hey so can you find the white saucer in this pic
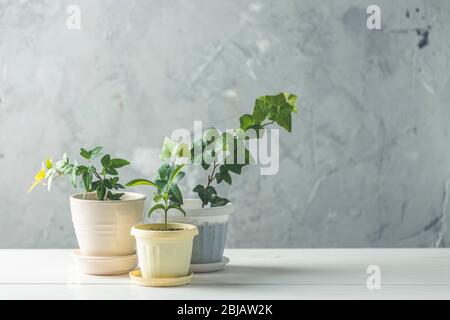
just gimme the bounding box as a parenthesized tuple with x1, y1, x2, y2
(189, 256, 230, 273)
(129, 269, 193, 287)
(72, 249, 138, 275)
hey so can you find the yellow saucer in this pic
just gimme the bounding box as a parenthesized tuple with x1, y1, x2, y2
(129, 269, 193, 287)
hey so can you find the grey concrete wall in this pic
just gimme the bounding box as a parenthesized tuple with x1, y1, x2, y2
(1, 0, 450, 248)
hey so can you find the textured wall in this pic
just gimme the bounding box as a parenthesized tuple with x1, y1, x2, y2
(1, 0, 450, 248)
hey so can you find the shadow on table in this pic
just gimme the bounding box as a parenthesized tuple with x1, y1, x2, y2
(191, 261, 367, 286)
(192, 264, 337, 285)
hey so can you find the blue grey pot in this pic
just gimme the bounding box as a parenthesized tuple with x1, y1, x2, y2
(158, 199, 233, 264)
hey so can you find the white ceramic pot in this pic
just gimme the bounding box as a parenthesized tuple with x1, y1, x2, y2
(70, 192, 145, 256)
(155, 199, 233, 264)
(131, 223, 198, 279)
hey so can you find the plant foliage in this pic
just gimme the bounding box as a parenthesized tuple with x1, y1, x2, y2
(126, 138, 188, 231)
(28, 147, 130, 201)
(192, 92, 298, 207)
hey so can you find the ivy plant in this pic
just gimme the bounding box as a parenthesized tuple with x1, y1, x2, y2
(192, 92, 298, 207)
(126, 138, 189, 231)
(28, 146, 130, 201)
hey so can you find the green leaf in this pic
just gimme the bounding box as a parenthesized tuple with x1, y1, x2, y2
(193, 185, 204, 193)
(160, 137, 176, 161)
(153, 194, 163, 203)
(110, 158, 130, 169)
(201, 160, 211, 170)
(155, 179, 167, 192)
(158, 163, 171, 180)
(70, 165, 77, 187)
(223, 173, 232, 185)
(169, 164, 185, 186)
(193, 185, 208, 206)
(59, 163, 71, 175)
(219, 165, 232, 185)
(106, 167, 118, 175)
(167, 204, 186, 216)
(80, 148, 91, 160)
(274, 106, 293, 132)
(239, 114, 255, 131)
(287, 93, 298, 111)
(252, 99, 270, 124)
(224, 163, 244, 175)
(125, 179, 158, 188)
(89, 147, 103, 159)
(107, 191, 124, 200)
(97, 184, 106, 201)
(205, 186, 217, 201)
(76, 165, 89, 176)
(171, 171, 185, 184)
(91, 180, 100, 191)
(169, 184, 183, 205)
(82, 172, 93, 191)
(252, 93, 298, 131)
(210, 195, 230, 207)
(215, 172, 223, 184)
(148, 204, 165, 218)
(103, 179, 113, 189)
(101, 154, 111, 168)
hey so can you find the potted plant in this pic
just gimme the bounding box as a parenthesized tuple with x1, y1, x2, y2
(126, 141, 198, 286)
(162, 92, 298, 272)
(28, 147, 145, 275)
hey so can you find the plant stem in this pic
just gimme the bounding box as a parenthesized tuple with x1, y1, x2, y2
(93, 171, 103, 181)
(262, 121, 275, 127)
(207, 162, 219, 187)
(164, 209, 167, 231)
(202, 162, 219, 208)
(164, 198, 168, 231)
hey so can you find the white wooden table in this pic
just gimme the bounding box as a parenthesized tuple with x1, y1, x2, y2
(0, 249, 449, 299)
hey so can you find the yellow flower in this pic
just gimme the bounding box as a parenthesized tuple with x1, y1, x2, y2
(27, 158, 52, 193)
(45, 158, 52, 170)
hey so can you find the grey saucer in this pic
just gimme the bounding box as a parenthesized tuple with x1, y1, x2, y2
(189, 256, 230, 273)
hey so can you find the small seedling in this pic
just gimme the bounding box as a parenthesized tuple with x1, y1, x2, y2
(126, 138, 189, 230)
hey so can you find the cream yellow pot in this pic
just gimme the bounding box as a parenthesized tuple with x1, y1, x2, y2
(131, 223, 198, 279)
(70, 192, 145, 256)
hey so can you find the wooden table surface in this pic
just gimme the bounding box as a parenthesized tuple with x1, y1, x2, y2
(0, 249, 449, 299)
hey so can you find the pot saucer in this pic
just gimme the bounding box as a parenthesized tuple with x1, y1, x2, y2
(72, 250, 137, 276)
(189, 256, 230, 273)
(129, 269, 193, 287)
